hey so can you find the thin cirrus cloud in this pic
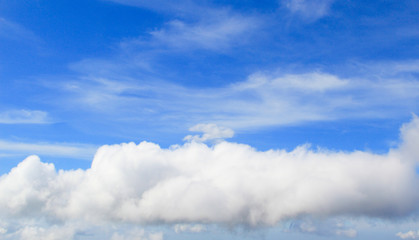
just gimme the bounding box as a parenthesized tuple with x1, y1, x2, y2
(104, 0, 261, 53)
(282, 0, 335, 21)
(0, 109, 50, 124)
(0, 116, 419, 238)
(117, 10, 260, 53)
(56, 67, 419, 130)
(0, 139, 97, 160)
(104, 0, 206, 15)
(145, 15, 259, 51)
(0, 17, 40, 43)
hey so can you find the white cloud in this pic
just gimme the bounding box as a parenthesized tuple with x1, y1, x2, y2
(0, 140, 97, 159)
(397, 230, 419, 239)
(0, 117, 419, 228)
(111, 228, 163, 240)
(13, 225, 75, 240)
(145, 13, 259, 51)
(0, 110, 50, 124)
(173, 224, 206, 233)
(57, 69, 419, 130)
(282, 0, 335, 20)
(290, 218, 357, 237)
(336, 228, 357, 238)
(104, 0, 205, 16)
(184, 123, 234, 142)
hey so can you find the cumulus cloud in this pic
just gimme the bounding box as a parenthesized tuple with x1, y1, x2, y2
(184, 123, 234, 142)
(0, 109, 50, 124)
(173, 224, 206, 233)
(1, 117, 419, 231)
(397, 230, 419, 239)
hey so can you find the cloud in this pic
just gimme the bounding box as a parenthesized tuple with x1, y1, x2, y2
(10, 225, 75, 240)
(143, 13, 259, 51)
(184, 124, 234, 142)
(103, 0, 260, 53)
(289, 218, 357, 238)
(397, 230, 419, 239)
(0, 109, 50, 124)
(0, 140, 97, 159)
(111, 229, 163, 240)
(282, 0, 335, 21)
(104, 0, 206, 16)
(0, 18, 40, 42)
(0, 117, 419, 230)
(173, 224, 206, 233)
(55, 69, 419, 131)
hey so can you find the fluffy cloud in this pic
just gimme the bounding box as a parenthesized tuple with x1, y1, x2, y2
(173, 224, 206, 233)
(111, 228, 163, 240)
(184, 123, 234, 142)
(1, 117, 419, 232)
(397, 230, 419, 239)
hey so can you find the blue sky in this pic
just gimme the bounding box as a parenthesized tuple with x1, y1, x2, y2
(1, 0, 419, 239)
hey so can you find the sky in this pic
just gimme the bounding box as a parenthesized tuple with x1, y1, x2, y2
(1, 0, 419, 239)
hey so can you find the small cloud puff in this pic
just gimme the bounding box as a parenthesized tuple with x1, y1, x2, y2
(397, 230, 419, 239)
(184, 123, 234, 142)
(173, 224, 206, 233)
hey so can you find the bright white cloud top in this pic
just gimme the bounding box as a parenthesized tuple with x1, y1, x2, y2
(1, 117, 419, 239)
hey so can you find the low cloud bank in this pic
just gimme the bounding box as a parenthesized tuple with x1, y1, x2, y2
(1, 118, 419, 230)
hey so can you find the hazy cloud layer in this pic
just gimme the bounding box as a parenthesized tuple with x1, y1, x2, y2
(1, 117, 419, 236)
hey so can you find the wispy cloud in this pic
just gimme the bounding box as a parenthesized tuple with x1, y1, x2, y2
(0, 140, 97, 159)
(104, 0, 261, 53)
(0, 17, 40, 43)
(104, 0, 207, 16)
(118, 11, 260, 53)
(0, 110, 50, 124)
(52, 66, 419, 131)
(282, 0, 335, 21)
(145, 14, 259, 51)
